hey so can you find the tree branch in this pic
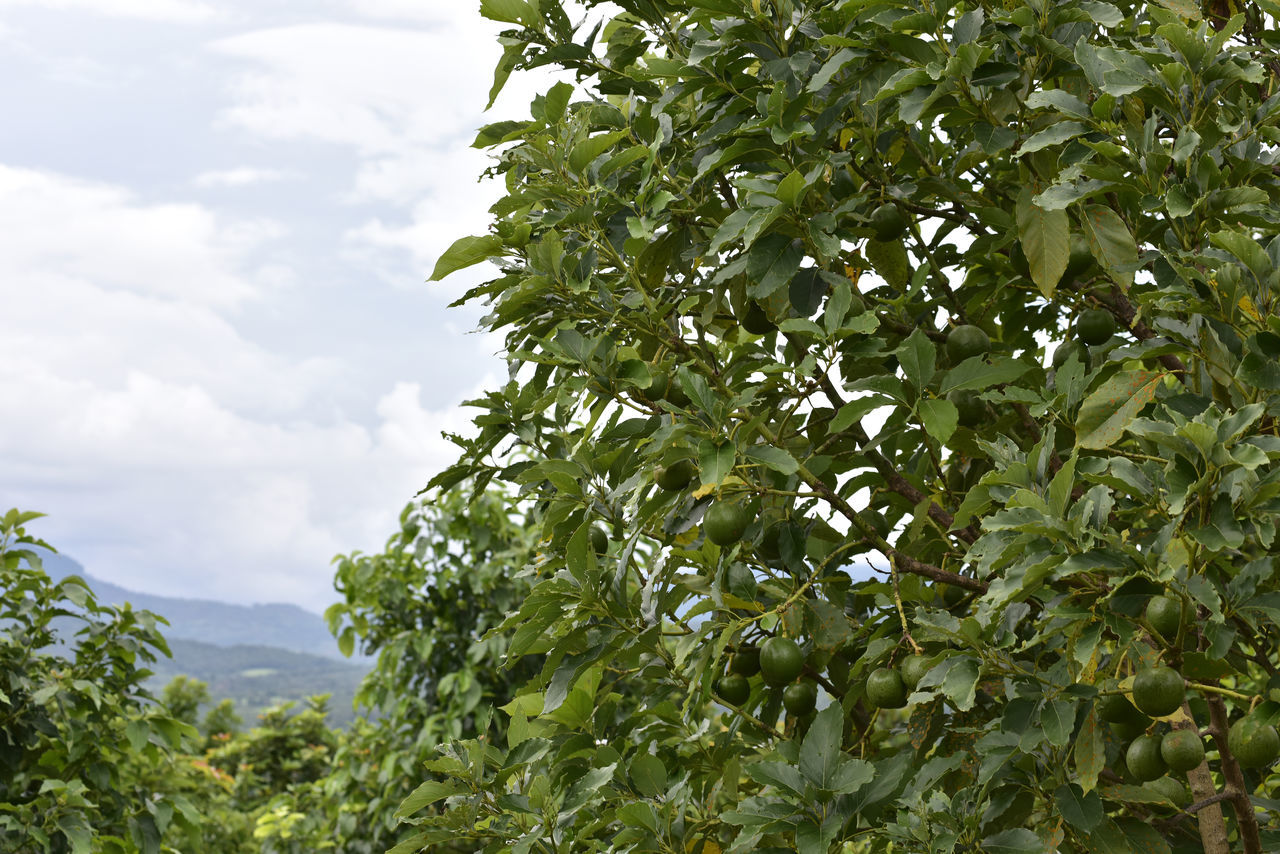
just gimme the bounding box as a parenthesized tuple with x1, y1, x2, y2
(1103, 286, 1188, 379)
(1206, 691, 1263, 854)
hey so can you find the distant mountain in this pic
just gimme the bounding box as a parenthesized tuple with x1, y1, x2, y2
(34, 549, 373, 727)
(38, 550, 356, 662)
(148, 638, 368, 727)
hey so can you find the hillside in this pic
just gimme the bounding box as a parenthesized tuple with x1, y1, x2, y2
(34, 549, 371, 726)
(147, 638, 368, 727)
(38, 550, 356, 661)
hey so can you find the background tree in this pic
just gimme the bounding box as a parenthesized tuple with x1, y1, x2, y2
(402, 0, 1280, 852)
(162, 675, 212, 727)
(252, 484, 544, 853)
(0, 509, 214, 853)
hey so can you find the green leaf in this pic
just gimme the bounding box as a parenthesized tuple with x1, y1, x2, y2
(1055, 783, 1103, 832)
(939, 356, 1032, 393)
(800, 705, 874, 794)
(56, 815, 92, 854)
(864, 239, 910, 289)
(480, 0, 535, 26)
(698, 439, 735, 486)
(747, 234, 803, 298)
(1076, 371, 1163, 449)
(775, 170, 808, 208)
(746, 760, 806, 795)
(1041, 699, 1077, 747)
(543, 81, 574, 124)
(1016, 187, 1069, 298)
(429, 235, 503, 281)
(744, 445, 799, 475)
(981, 829, 1042, 852)
(1075, 706, 1105, 794)
(1082, 205, 1138, 288)
(896, 327, 936, 390)
(1024, 89, 1091, 118)
(568, 130, 629, 173)
(941, 656, 981, 711)
(630, 754, 666, 798)
(395, 780, 467, 819)
(1019, 120, 1088, 154)
(919, 398, 958, 443)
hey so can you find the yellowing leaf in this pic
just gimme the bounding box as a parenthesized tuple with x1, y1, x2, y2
(1076, 370, 1164, 449)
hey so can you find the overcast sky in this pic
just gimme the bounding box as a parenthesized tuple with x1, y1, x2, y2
(0, 0, 554, 611)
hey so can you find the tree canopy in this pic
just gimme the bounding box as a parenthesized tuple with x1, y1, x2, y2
(408, 0, 1280, 851)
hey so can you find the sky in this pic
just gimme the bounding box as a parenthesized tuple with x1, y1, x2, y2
(0, 0, 555, 612)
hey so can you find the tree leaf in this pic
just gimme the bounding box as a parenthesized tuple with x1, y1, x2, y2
(981, 829, 1042, 852)
(629, 754, 667, 798)
(864, 239, 911, 289)
(430, 235, 504, 281)
(744, 445, 799, 475)
(480, 0, 535, 25)
(1016, 187, 1069, 298)
(568, 130, 629, 173)
(941, 656, 981, 711)
(1041, 698, 1077, 747)
(1019, 120, 1088, 154)
(698, 439, 735, 486)
(775, 170, 808, 208)
(1076, 371, 1163, 449)
(396, 780, 468, 819)
(896, 327, 936, 391)
(1075, 705, 1106, 794)
(939, 356, 1032, 393)
(1082, 205, 1138, 288)
(747, 234, 803, 298)
(1055, 783, 1103, 832)
(919, 398, 958, 444)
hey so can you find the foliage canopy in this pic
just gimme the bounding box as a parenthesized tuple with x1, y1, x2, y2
(413, 0, 1280, 851)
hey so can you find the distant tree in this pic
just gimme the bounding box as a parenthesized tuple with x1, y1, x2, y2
(162, 675, 212, 726)
(253, 484, 544, 853)
(202, 698, 243, 740)
(0, 509, 210, 852)
(206, 696, 337, 807)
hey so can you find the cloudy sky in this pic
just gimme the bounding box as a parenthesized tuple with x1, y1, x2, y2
(0, 1, 552, 611)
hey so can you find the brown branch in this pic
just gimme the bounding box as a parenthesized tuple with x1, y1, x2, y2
(1185, 791, 1234, 815)
(1103, 285, 1188, 379)
(1177, 701, 1231, 854)
(799, 466, 988, 593)
(1206, 691, 1263, 854)
(788, 333, 979, 545)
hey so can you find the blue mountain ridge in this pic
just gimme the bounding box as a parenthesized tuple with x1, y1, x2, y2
(36, 549, 359, 662)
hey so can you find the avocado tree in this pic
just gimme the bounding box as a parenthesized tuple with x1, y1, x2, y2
(0, 510, 214, 852)
(252, 484, 544, 853)
(405, 0, 1280, 851)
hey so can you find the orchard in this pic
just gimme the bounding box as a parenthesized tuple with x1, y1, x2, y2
(405, 1, 1280, 852)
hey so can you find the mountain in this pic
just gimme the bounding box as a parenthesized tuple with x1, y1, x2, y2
(34, 549, 372, 727)
(37, 550, 356, 662)
(147, 639, 368, 727)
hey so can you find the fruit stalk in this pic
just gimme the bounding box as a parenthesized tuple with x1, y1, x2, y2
(1205, 692, 1263, 854)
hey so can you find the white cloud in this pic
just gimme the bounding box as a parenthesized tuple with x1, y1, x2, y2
(192, 167, 293, 188)
(0, 166, 277, 307)
(0, 0, 219, 23)
(2, 367, 487, 609)
(209, 19, 560, 202)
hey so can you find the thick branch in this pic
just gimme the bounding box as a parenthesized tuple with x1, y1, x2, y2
(794, 334, 979, 545)
(1206, 691, 1263, 854)
(1176, 702, 1231, 854)
(802, 473, 988, 594)
(1103, 286, 1188, 379)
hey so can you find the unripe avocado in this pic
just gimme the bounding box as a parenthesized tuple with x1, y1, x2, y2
(1132, 667, 1184, 718)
